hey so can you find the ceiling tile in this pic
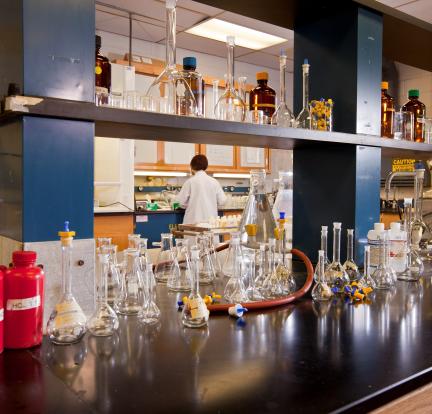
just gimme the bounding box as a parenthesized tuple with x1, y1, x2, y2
(397, 0, 432, 24)
(236, 51, 280, 70)
(177, 0, 223, 17)
(375, 0, 415, 7)
(96, 13, 130, 37)
(133, 20, 166, 42)
(176, 32, 227, 57)
(259, 40, 294, 57)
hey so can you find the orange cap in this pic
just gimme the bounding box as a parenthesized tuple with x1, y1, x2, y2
(381, 81, 389, 90)
(256, 71, 269, 81)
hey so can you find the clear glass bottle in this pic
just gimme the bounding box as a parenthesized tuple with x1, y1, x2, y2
(360, 245, 376, 288)
(180, 56, 204, 117)
(311, 250, 332, 302)
(197, 234, 216, 285)
(87, 252, 119, 336)
(182, 246, 209, 328)
(140, 260, 161, 324)
(343, 229, 360, 281)
(114, 249, 144, 315)
(167, 239, 192, 291)
(145, 0, 197, 115)
(101, 244, 120, 306)
(381, 81, 394, 138)
(325, 222, 349, 293)
(155, 233, 178, 283)
(224, 238, 249, 303)
(372, 230, 396, 290)
(223, 232, 241, 278)
(249, 71, 276, 123)
(398, 198, 424, 281)
(214, 36, 246, 122)
(239, 169, 277, 244)
(295, 59, 312, 129)
(262, 238, 283, 298)
(272, 171, 293, 220)
(47, 222, 87, 344)
(271, 50, 294, 127)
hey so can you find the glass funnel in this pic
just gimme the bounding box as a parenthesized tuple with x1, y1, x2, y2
(140, 260, 161, 324)
(398, 198, 424, 281)
(87, 252, 119, 336)
(167, 239, 192, 291)
(47, 222, 87, 344)
(154, 233, 178, 283)
(295, 59, 312, 129)
(372, 231, 396, 290)
(271, 50, 294, 127)
(145, 0, 197, 116)
(312, 250, 332, 302)
(324, 222, 349, 293)
(223, 238, 249, 302)
(272, 171, 293, 221)
(343, 229, 360, 281)
(214, 36, 246, 121)
(239, 169, 277, 245)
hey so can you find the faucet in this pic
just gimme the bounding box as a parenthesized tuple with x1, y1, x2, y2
(384, 171, 416, 201)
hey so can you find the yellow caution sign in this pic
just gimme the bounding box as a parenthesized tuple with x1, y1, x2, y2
(392, 158, 416, 172)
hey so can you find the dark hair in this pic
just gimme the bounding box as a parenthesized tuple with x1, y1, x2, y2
(190, 154, 208, 171)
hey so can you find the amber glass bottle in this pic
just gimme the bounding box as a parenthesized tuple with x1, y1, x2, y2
(95, 35, 111, 104)
(181, 56, 205, 116)
(381, 81, 394, 138)
(249, 72, 276, 123)
(402, 89, 426, 143)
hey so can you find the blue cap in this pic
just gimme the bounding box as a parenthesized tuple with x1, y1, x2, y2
(64, 221, 70, 232)
(183, 56, 197, 69)
(304, 58, 309, 65)
(279, 212, 286, 220)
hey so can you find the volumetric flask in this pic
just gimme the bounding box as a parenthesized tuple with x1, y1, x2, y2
(325, 222, 349, 293)
(262, 238, 284, 298)
(343, 229, 360, 281)
(372, 231, 396, 290)
(311, 250, 332, 302)
(223, 232, 242, 278)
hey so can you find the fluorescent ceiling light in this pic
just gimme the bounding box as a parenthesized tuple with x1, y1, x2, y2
(213, 173, 251, 179)
(134, 171, 188, 177)
(186, 18, 286, 50)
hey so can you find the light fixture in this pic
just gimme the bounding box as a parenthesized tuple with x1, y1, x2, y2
(213, 173, 251, 179)
(186, 18, 286, 50)
(134, 171, 188, 177)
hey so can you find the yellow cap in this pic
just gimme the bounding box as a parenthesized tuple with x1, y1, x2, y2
(381, 81, 389, 90)
(245, 223, 258, 236)
(256, 71, 269, 81)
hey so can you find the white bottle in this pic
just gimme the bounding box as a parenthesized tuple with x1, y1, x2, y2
(388, 222, 407, 273)
(367, 223, 385, 272)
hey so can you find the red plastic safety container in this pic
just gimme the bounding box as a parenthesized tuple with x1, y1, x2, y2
(0, 265, 5, 353)
(4, 251, 45, 349)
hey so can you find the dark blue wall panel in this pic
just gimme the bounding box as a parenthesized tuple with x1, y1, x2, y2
(22, 117, 94, 241)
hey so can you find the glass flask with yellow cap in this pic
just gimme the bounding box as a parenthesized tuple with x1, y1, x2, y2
(47, 221, 87, 344)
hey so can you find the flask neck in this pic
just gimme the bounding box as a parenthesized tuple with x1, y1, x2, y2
(279, 56, 287, 104)
(347, 231, 354, 261)
(332, 228, 341, 263)
(226, 43, 235, 91)
(302, 67, 309, 109)
(413, 174, 424, 220)
(96, 254, 109, 305)
(166, 5, 176, 69)
(61, 244, 73, 297)
(320, 231, 328, 259)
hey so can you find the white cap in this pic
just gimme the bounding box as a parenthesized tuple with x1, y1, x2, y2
(364, 245, 370, 252)
(318, 250, 324, 257)
(404, 197, 413, 206)
(166, 0, 176, 9)
(321, 226, 328, 232)
(416, 169, 425, 179)
(333, 222, 341, 229)
(268, 238, 276, 247)
(374, 223, 385, 232)
(347, 229, 354, 235)
(190, 248, 200, 260)
(390, 222, 401, 231)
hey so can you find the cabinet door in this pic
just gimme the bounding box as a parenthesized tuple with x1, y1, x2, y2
(200, 144, 236, 172)
(163, 142, 199, 170)
(236, 147, 270, 172)
(135, 140, 160, 166)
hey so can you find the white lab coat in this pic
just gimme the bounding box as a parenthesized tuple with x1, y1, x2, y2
(175, 170, 226, 224)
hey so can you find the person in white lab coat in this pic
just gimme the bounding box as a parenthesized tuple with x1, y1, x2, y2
(175, 155, 226, 224)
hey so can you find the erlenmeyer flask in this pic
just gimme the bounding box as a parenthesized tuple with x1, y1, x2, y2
(87, 252, 119, 336)
(96, 237, 111, 253)
(140, 260, 161, 324)
(325, 222, 350, 293)
(360, 246, 376, 288)
(271, 50, 294, 127)
(47, 222, 87, 344)
(262, 238, 284, 298)
(101, 244, 120, 306)
(167, 239, 191, 291)
(272, 171, 293, 221)
(155, 233, 178, 283)
(343, 229, 360, 281)
(239, 169, 277, 245)
(311, 250, 332, 302)
(137, 237, 149, 271)
(128, 234, 141, 249)
(214, 36, 246, 121)
(182, 246, 209, 328)
(224, 238, 249, 303)
(372, 231, 396, 290)
(197, 234, 216, 285)
(145, 0, 197, 116)
(223, 232, 241, 278)
(115, 249, 144, 315)
(398, 198, 424, 281)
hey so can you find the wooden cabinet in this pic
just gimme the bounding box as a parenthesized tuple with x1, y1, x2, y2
(236, 147, 270, 171)
(200, 144, 236, 172)
(94, 213, 134, 251)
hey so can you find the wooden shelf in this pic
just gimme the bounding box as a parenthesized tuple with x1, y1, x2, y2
(2, 97, 432, 158)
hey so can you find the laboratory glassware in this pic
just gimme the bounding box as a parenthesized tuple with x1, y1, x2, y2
(224, 238, 249, 303)
(197, 234, 216, 285)
(128, 234, 141, 249)
(115, 249, 144, 315)
(380, 81, 394, 138)
(254, 243, 267, 292)
(360, 245, 376, 288)
(311, 250, 332, 302)
(214, 36, 246, 121)
(295, 59, 312, 129)
(211, 79, 219, 119)
(245, 250, 264, 301)
(96, 237, 111, 252)
(262, 238, 284, 298)
(204, 232, 223, 277)
(271, 50, 294, 127)
(138, 238, 149, 270)
(47, 222, 87, 344)
(145, 0, 197, 116)
(238, 76, 248, 108)
(372, 231, 396, 290)
(343, 229, 360, 281)
(140, 260, 161, 324)
(392, 110, 413, 140)
(87, 252, 119, 336)
(239, 169, 277, 244)
(324, 222, 349, 293)
(398, 198, 424, 281)
(167, 239, 192, 291)
(411, 169, 429, 251)
(223, 232, 242, 277)
(402, 89, 426, 142)
(276, 213, 296, 294)
(249, 71, 276, 122)
(155, 233, 178, 283)
(272, 171, 293, 220)
(181, 56, 204, 116)
(101, 244, 121, 306)
(314, 226, 330, 282)
(244, 223, 259, 249)
(310, 99, 333, 131)
(182, 246, 209, 328)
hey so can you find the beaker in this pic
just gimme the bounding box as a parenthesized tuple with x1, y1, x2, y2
(360, 246, 376, 288)
(372, 231, 396, 290)
(167, 239, 192, 291)
(224, 238, 248, 302)
(214, 36, 246, 121)
(140, 260, 161, 324)
(343, 229, 360, 281)
(311, 250, 332, 302)
(314, 226, 330, 282)
(325, 222, 350, 293)
(155, 233, 178, 283)
(47, 222, 87, 344)
(114, 249, 144, 315)
(239, 169, 277, 244)
(272, 171, 293, 221)
(87, 252, 119, 336)
(100, 244, 121, 306)
(271, 50, 294, 127)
